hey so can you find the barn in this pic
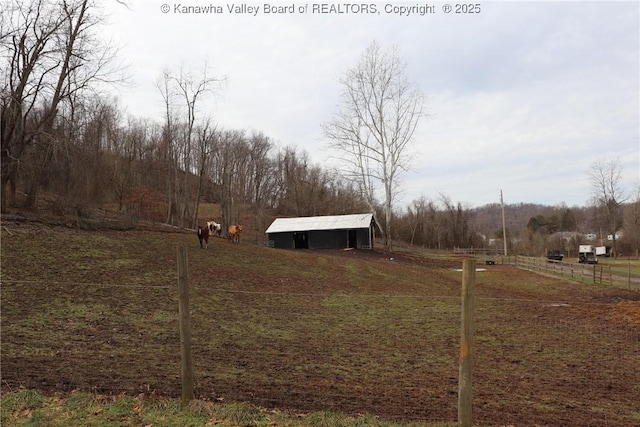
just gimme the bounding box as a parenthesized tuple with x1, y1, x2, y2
(265, 213, 377, 250)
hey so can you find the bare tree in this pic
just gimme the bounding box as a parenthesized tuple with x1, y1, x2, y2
(588, 158, 627, 255)
(246, 132, 275, 238)
(172, 65, 222, 227)
(191, 118, 216, 227)
(404, 196, 435, 246)
(211, 129, 250, 232)
(439, 194, 475, 249)
(276, 146, 309, 216)
(157, 70, 175, 223)
(323, 40, 425, 249)
(1, 0, 122, 211)
(157, 65, 223, 227)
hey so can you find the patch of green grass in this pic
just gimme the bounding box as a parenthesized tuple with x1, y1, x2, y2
(61, 392, 98, 409)
(0, 389, 50, 427)
(130, 269, 174, 284)
(1, 389, 46, 411)
(344, 259, 359, 276)
(0, 390, 464, 427)
(2, 302, 110, 356)
(305, 410, 356, 427)
(212, 401, 265, 424)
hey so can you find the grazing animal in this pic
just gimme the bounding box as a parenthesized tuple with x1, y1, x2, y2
(207, 221, 222, 237)
(228, 224, 243, 243)
(197, 225, 210, 249)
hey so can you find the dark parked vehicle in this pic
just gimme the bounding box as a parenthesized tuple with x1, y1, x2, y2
(547, 250, 564, 262)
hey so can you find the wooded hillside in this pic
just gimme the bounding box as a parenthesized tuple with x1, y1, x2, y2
(2, 0, 638, 256)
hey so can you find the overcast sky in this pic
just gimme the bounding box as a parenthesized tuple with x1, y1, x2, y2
(102, 0, 639, 209)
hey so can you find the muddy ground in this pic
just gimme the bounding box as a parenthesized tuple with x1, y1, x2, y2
(2, 222, 639, 426)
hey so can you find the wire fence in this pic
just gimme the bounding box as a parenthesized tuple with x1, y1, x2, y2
(516, 256, 640, 290)
(2, 275, 639, 426)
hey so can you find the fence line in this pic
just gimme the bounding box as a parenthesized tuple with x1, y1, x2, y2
(516, 256, 640, 290)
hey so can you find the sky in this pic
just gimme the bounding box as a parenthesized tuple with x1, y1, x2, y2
(100, 0, 640, 209)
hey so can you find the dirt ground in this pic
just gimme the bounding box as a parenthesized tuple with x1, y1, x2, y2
(2, 222, 639, 426)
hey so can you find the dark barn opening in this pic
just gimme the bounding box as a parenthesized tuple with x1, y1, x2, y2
(294, 232, 308, 249)
(348, 230, 357, 248)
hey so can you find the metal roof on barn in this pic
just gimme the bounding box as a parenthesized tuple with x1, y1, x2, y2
(265, 213, 375, 234)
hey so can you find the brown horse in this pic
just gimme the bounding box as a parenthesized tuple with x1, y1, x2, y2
(228, 224, 243, 243)
(197, 225, 210, 248)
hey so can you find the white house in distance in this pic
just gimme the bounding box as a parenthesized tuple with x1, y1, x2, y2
(265, 213, 377, 250)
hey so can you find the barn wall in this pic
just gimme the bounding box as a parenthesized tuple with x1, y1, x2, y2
(356, 227, 373, 248)
(268, 227, 373, 250)
(268, 233, 295, 249)
(308, 230, 348, 249)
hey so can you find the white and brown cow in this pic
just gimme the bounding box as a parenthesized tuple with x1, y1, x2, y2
(207, 221, 222, 238)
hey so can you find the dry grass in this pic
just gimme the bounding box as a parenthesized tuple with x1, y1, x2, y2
(1, 222, 639, 426)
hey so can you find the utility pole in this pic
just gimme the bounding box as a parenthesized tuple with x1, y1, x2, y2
(501, 190, 508, 257)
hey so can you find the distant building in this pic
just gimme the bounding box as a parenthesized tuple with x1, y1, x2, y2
(265, 213, 377, 250)
(607, 231, 623, 241)
(488, 238, 502, 246)
(552, 231, 580, 241)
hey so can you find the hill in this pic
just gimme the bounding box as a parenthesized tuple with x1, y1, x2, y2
(470, 202, 594, 237)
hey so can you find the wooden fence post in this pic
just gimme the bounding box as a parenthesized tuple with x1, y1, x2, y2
(459, 259, 475, 427)
(177, 246, 194, 408)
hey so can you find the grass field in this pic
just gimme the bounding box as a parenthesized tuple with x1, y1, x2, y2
(1, 222, 639, 426)
(597, 256, 640, 277)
